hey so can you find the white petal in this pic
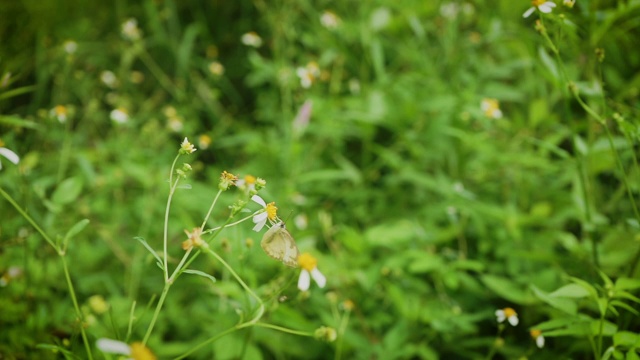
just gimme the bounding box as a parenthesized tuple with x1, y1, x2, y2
(252, 217, 267, 232)
(251, 194, 266, 207)
(0, 148, 20, 164)
(522, 7, 535, 18)
(508, 315, 519, 326)
(536, 335, 545, 348)
(253, 212, 268, 224)
(495, 309, 505, 322)
(96, 338, 131, 355)
(311, 268, 326, 288)
(298, 270, 311, 291)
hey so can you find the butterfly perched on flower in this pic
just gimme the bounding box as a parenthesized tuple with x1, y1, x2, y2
(261, 222, 299, 267)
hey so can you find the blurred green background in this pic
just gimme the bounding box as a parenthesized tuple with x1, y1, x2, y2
(2, 0, 640, 359)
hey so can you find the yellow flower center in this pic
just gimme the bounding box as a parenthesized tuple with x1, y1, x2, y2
(482, 98, 500, 117)
(130, 342, 157, 360)
(54, 105, 67, 116)
(298, 252, 318, 271)
(265, 202, 278, 220)
(503, 307, 517, 317)
(530, 329, 542, 338)
(244, 175, 256, 185)
(199, 134, 212, 148)
(532, 0, 546, 6)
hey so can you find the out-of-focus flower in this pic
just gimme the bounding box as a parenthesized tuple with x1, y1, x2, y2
(495, 307, 519, 326)
(530, 329, 545, 348)
(121, 18, 142, 40)
(63, 40, 78, 54)
(198, 134, 212, 150)
(314, 326, 337, 342)
(0, 266, 23, 286)
(523, 0, 556, 18)
(110, 108, 129, 124)
(88, 295, 109, 314)
(563, 0, 575, 8)
(241, 32, 262, 48)
(100, 71, 117, 88)
(296, 62, 320, 89)
(208, 61, 224, 76)
(50, 105, 69, 123)
(320, 11, 341, 29)
(96, 339, 156, 360)
(0, 142, 20, 171)
(481, 98, 503, 119)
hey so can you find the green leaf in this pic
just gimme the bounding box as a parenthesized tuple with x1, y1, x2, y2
(569, 277, 599, 299)
(134, 237, 163, 266)
(610, 299, 640, 316)
(481, 274, 535, 305)
(615, 278, 640, 291)
(613, 331, 640, 348)
(408, 253, 444, 274)
(62, 219, 89, 248)
(531, 285, 577, 314)
(51, 177, 83, 205)
(550, 284, 591, 298)
(182, 269, 216, 284)
(538, 46, 558, 80)
(626, 350, 640, 360)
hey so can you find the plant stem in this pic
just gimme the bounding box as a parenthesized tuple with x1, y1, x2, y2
(163, 173, 181, 282)
(142, 282, 172, 346)
(0, 187, 93, 359)
(61, 255, 94, 360)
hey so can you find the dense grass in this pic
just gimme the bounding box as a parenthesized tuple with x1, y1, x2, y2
(2, 0, 640, 359)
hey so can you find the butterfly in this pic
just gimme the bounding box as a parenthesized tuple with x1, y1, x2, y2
(261, 221, 300, 267)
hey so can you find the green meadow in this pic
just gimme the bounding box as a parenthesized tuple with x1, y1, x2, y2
(2, 0, 640, 359)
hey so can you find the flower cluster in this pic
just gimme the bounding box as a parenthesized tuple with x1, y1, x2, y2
(296, 62, 321, 89)
(495, 307, 545, 348)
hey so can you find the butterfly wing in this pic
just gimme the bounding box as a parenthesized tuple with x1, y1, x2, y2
(261, 222, 299, 267)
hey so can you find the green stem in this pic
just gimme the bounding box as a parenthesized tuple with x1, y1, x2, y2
(0, 187, 58, 250)
(142, 282, 172, 346)
(253, 322, 314, 336)
(163, 167, 181, 282)
(335, 308, 351, 360)
(201, 247, 262, 309)
(61, 256, 94, 360)
(0, 187, 93, 360)
(201, 190, 223, 229)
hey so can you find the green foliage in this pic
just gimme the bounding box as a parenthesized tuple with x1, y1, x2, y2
(2, 0, 640, 359)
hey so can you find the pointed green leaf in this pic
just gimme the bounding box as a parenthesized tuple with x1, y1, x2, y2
(51, 177, 84, 205)
(481, 274, 535, 305)
(62, 219, 90, 248)
(615, 278, 640, 291)
(550, 284, 590, 298)
(134, 237, 163, 265)
(183, 269, 217, 284)
(531, 285, 577, 314)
